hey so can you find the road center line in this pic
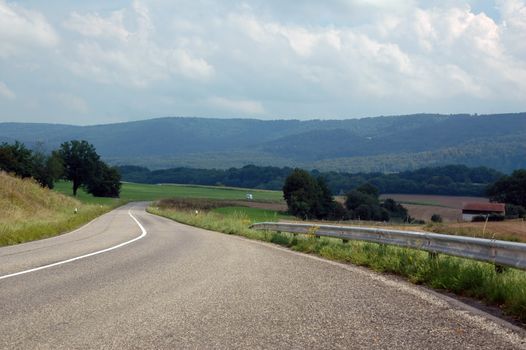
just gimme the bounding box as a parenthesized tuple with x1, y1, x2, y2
(0, 210, 147, 281)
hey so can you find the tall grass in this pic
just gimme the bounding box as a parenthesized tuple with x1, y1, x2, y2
(149, 205, 526, 323)
(0, 172, 116, 246)
(426, 222, 523, 242)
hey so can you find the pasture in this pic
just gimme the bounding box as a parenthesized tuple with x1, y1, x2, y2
(54, 181, 284, 204)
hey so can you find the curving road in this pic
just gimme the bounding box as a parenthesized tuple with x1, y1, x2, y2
(0, 203, 524, 349)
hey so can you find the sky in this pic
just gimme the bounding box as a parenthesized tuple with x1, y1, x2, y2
(0, 0, 525, 125)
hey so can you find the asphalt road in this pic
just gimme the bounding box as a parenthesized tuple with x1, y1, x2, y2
(0, 203, 525, 349)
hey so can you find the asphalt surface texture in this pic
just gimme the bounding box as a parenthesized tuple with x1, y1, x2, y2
(0, 202, 525, 349)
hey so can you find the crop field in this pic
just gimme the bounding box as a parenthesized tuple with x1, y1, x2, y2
(54, 181, 284, 204)
(380, 194, 489, 222)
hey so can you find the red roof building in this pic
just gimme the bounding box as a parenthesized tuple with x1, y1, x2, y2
(462, 202, 505, 221)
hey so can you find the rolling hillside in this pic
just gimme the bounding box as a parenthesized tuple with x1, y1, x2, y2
(1, 113, 525, 172)
(0, 172, 109, 246)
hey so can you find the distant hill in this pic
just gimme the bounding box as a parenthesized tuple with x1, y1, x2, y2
(1, 113, 525, 172)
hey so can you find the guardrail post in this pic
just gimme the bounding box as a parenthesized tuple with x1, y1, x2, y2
(495, 264, 507, 274)
(428, 251, 439, 260)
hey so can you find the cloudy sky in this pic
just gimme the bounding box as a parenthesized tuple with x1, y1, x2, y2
(0, 0, 525, 125)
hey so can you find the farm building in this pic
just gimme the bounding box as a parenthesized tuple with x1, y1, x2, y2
(462, 202, 505, 221)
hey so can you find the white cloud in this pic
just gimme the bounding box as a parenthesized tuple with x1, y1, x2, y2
(0, 0, 525, 123)
(0, 0, 58, 58)
(208, 97, 265, 115)
(63, 1, 213, 87)
(64, 11, 130, 41)
(0, 82, 15, 100)
(53, 93, 88, 113)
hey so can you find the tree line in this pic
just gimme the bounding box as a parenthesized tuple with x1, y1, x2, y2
(118, 164, 502, 196)
(283, 169, 411, 222)
(0, 140, 121, 197)
(281, 167, 526, 223)
(487, 169, 526, 219)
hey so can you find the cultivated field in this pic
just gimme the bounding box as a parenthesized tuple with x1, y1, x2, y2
(380, 194, 489, 222)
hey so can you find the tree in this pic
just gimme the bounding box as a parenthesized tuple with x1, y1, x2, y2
(430, 214, 443, 223)
(283, 169, 321, 219)
(0, 141, 33, 178)
(381, 198, 409, 221)
(312, 177, 337, 219)
(345, 184, 409, 222)
(345, 190, 377, 211)
(487, 170, 526, 208)
(58, 140, 101, 196)
(356, 183, 379, 197)
(505, 204, 526, 219)
(84, 162, 121, 197)
(31, 150, 63, 189)
(282, 169, 345, 220)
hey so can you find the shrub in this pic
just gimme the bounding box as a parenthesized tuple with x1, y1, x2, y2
(472, 214, 505, 222)
(505, 204, 526, 219)
(283, 169, 347, 220)
(430, 214, 443, 223)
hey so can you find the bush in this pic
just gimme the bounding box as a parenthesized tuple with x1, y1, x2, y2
(430, 214, 443, 223)
(505, 204, 526, 219)
(487, 169, 526, 207)
(472, 214, 505, 222)
(345, 185, 410, 222)
(283, 169, 348, 220)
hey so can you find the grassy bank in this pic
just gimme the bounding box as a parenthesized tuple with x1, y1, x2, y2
(0, 172, 117, 246)
(149, 204, 526, 324)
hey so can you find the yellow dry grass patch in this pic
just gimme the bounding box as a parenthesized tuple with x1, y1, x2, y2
(0, 172, 112, 246)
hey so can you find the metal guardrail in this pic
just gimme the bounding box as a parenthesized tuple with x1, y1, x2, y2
(250, 222, 526, 270)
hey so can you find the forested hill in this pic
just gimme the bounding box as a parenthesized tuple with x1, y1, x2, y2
(118, 164, 502, 196)
(1, 113, 525, 172)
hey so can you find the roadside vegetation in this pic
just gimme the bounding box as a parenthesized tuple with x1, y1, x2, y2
(0, 140, 121, 197)
(283, 169, 412, 223)
(0, 172, 115, 246)
(149, 199, 526, 324)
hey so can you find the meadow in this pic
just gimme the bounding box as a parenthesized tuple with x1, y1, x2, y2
(54, 181, 283, 204)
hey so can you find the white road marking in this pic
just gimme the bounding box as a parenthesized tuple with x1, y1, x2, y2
(0, 210, 147, 281)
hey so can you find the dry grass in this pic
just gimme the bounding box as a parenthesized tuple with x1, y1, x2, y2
(429, 220, 526, 242)
(0, 172, 113, 246)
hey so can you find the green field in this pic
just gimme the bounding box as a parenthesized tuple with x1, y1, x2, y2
(54, 181, 284, 204)
(212, 206, 293, 223)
